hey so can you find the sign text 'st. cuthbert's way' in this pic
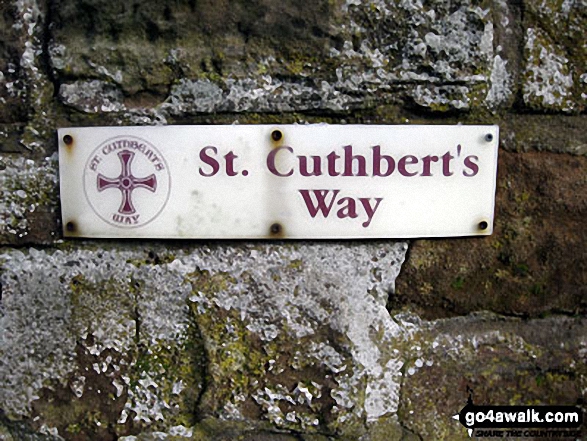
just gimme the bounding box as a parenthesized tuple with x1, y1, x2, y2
(60, 125, 499, 239)
(198, 143, 480, 228)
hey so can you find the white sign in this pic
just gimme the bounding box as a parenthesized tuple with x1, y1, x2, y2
(58, 124, 499, 239)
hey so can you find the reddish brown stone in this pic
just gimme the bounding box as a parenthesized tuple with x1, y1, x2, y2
(392, 151, 587, 319)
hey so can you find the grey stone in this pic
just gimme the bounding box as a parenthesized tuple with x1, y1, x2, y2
(59, 80, 125, 114)
(46, 0, 527, 116)
(522, 0, 586, 112)
(0, 241, 407, 438)
(0, 154, 59, 244)
(0, 2, 31, 123)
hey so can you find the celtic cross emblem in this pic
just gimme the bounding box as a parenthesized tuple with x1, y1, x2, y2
(97, 150, 157, 215)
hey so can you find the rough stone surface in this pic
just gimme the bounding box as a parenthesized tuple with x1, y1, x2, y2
(46, 0, 520, 116)
(497, 114, 587, 156)
(48, 0, 335, 99)
(0, 242, 409, 439)
(0, 2, 30, 123)
(0, 154, 59, 244)
(3, 246, 586, 440)
(1, 0, 587, 439)
(393, 150, 587, 319)
(522, 0, 586, 113)
(398, 313, 587, 439)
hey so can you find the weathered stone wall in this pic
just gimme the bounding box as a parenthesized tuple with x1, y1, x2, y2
(0, 0, 585, 440)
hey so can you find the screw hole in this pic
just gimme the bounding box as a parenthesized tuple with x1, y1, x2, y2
(478, 221, 488, 230)
(270, 223, 282, 235)
(271, 130, 283, 142)
(66, 221, 75, 232)
(0, 160, 6, 171)
(484, 133, 493, 142)
(63, 134, 73, 145)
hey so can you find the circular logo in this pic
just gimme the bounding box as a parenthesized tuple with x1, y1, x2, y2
(84, 135, 171, 228)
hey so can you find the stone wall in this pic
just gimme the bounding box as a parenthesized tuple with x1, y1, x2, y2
(0, 0, 585, 440)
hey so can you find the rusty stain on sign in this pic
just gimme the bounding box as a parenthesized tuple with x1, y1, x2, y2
(58, 124, 499, 239)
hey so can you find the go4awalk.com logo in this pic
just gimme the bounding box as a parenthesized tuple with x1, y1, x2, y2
(452, 389, 583, 438)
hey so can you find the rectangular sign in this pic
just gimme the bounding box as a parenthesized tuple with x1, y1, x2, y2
(58, 124, 499, 239)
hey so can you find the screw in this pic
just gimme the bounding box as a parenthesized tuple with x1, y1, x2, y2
(271, 130, 283, 142)
(478, 221, 488, 231)
(63, 134, 73, 145)
(270, 223, 282, 235)
(65, 221, 76, 232)
(485, 133, 493, 142)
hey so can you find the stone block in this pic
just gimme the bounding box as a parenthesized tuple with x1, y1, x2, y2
(398, 313, 587, 439)
(0, 2, 32, 123)
(522, 0, 586, 112)
(0, 242, 407, 439)
(393, 150, 587, 318)
(0, 154, 59, 245)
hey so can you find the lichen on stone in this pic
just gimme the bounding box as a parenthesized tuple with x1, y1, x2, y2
(411, 85, 471, 111)
(395, 312, 587, 439)
(183, 243, 410, 435)
(485, 54, 512, 109)
(523, 27, 575, 112)
(333, 0, 495, 111)
(15, 0, 51, 96)
(0, 242, 409, 439)
(0, 246, 198, 437)
(0, 154, 58, 239)
(163, 76, 359, 115)
(59, 80, 125, 114)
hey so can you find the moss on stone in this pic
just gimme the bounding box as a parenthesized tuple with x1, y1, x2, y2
(522, 27, 577, 112)
(0, 155, 59, 244)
